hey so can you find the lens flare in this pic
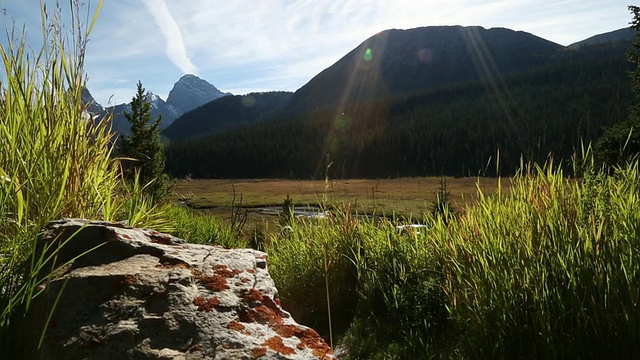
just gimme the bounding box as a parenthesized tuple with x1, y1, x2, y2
(334, 113, 352, 132)
(241, 95, 256, 107)
(363, 48, 372, 62)
(330, 138, 339, 153)
(417, 48, 433, 64)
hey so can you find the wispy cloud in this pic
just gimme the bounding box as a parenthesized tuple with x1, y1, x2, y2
(13, 0, 627, 105)
(142, 0, 197, 75)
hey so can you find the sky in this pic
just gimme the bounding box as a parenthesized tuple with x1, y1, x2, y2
(0, 0, 633, 106)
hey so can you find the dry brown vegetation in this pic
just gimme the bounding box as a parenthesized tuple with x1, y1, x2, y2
(173, 177, 507, 218)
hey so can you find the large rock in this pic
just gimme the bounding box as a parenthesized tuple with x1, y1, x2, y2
(24, 219, 334, 359)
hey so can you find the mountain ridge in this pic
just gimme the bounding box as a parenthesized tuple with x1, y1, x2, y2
(166, 74, 230, 115)
(162, 91, 293, 141)
(277, 25, 564, 115)
(86, 25, 633, 141)
(568, 28, 634, 48)
(87, 74, 230, 135)
(165, 39, 632, 178)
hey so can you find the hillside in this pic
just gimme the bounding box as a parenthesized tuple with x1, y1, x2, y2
(278, 26, 563, 115)
(165, 40, 632, 179)
(163, 91, 292, 141)
(569, 28, 634, 48)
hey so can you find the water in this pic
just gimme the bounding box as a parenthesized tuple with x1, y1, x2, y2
(256, 206, 330, 219)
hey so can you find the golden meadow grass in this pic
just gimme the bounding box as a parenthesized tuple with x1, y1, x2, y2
(173, 176, 505, 217)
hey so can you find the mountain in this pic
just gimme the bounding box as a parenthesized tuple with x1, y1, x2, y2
(166, 74, 230, 114)
(278, 25, 563, 115)
(163, 91, 292, 141)
(98, 74, 229, 135)
(165, 26, 628, 142)
(569, 28, 634, 48)
(101, 92, 180, 135)
(165, 28, 633, 179)
(81, 88, 103, 115)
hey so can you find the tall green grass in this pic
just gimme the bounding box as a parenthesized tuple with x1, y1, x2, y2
(266, 160, 640, 359)
(0, 1, 170, 355)
(438, 162, 640, 358)
(166, 206, 248, 248)
(267, 209, 362, 336)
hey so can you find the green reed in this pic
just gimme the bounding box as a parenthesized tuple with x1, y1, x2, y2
(0, 1, 171, 355)
(266, 159, 640, 359)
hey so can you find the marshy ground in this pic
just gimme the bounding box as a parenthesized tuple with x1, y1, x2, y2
(173, 176, 507, 217)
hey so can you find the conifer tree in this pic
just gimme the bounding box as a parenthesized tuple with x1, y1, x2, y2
(595, 5, 640, 168)
(121, 81, 168, 201)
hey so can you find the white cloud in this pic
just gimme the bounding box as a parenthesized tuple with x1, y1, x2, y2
(2, 0, 632, 105)
(142, 0, 198, 75)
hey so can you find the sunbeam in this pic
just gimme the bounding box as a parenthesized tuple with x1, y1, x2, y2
(460, 27, 526, 151)
(314, 32, 393, 178)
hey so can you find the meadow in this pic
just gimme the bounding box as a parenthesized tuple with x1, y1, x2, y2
(167, 160, 640, 359)
(173, 176, 505, 219)
(3, 2, 640, 359)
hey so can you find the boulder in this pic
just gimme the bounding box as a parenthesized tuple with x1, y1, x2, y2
(23, 219, 335, 359)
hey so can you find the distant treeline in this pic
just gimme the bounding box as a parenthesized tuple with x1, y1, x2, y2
(165, 42, 633, 179)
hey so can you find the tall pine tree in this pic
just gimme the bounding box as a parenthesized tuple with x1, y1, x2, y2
(121, 81, 168, 202)
(595, 5, 640, 168)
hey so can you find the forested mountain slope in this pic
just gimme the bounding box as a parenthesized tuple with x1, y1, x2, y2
(278, 26, 563, 115)
(166, 41, 631, 179)
(162, 92, 292, 141)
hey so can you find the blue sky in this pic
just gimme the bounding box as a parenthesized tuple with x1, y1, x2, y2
(0, 0, 632, 105)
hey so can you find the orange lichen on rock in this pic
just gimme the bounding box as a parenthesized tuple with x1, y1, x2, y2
(149, 234, 174, 245)
(120, 274, 138, 286)
(240, 288, 263, 302)
(262, 336, 295, 356)
(298, 328, 334, 358)
(274, 324, 303, 338)
(237, 304, 280, 325)
(193, 296, 220, 312)
(237, 307, 254, 323)
(214, 264, 242, 278)
(199, 274, 229, 292)
(227, 320, 245, 332)
(252, 305, 279, 325)
(191, 268, 230, 291)
(251, 347, 267, 358)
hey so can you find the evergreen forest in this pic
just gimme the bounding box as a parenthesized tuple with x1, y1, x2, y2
(165, 41, 633, 179)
